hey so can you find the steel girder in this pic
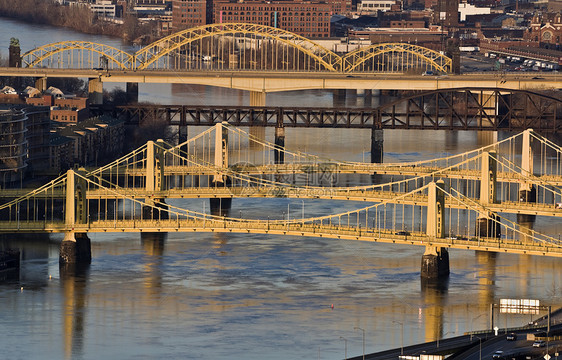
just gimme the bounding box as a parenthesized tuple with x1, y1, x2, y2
(114, 88, 562, 133)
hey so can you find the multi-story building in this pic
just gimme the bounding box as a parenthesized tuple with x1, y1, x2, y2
(172, 0, 209, 30)
(0, 109, 29, 186)
(358, 0, 399, 14)
(524, 12, 562, 47)
(50, 116, 125, 171)
(90, 0, 120, 17)
(212, 0, 333, 38)
(173, 0, 350, 36)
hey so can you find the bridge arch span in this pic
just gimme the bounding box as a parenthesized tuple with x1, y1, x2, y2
(342, 43, 452, 73)
(22, 41, 134, 70)
(134, 22, 341, 71)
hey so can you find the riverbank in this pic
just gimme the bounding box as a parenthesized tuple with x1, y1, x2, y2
(0, 0, 156, 44)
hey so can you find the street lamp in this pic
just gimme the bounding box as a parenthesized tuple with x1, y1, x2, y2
(340, 336, 348, 360)
(470, 313, 486, 341)
(437, 331, 455, 349)
(473, 335, 483, 360)
(354, 326, 365, 360)
(392, 320, 404, 355)
(301, 200, 305, 221)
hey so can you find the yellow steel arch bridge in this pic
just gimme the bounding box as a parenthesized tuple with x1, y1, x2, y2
(21, 23, 452, 73)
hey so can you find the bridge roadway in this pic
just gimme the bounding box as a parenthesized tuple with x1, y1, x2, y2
(2, 186, 562, 217)
(86, 164, 562, 187)
(349, 311, 562, 360)
(2, 218, 562, 258)
(1, 67, 561, 92)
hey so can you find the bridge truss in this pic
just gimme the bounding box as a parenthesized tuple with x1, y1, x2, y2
(21, 23, 452, 73)
(116, 88, 562, 133)
(21, 41, 134, 70)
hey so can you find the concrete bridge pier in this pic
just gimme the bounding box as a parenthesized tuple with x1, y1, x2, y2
(60, 232, 92, 265)
(370, 128, 383, 163)
(35, 77, 48, 92)
(142, 199, 170, 221)
(88, 78, 103, 105)
(476, 213, 501, 238)
(274, 126, 285, 164)
(333, 89, 346, 107)
(178, 124, 188, 146)
(209, 196, 232, 217)
(421, 246, 450, 279)
(250, 90, 266, 107)
(126, 82, 139, 104)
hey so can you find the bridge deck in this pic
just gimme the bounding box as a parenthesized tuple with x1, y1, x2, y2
(2, 219, 560, 257)
(2, 186, 561, 216)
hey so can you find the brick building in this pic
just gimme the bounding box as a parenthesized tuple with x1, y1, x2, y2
(172, 0, 351, 37)
(50, 116, 125, 171)
(172, 0, 210, 29)
(213, 0, 333, 38)
(524, 13, 562, 48)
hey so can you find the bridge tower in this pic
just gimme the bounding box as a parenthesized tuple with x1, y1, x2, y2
(59, 169, 92, 266)
(143, 139, 169, 221)
(518, 129, 537, 224)
(210, 122, 232, 216)
(421, 180, 449, 279)
(476, 151, 501, 238)
(519, 129, 536, 203)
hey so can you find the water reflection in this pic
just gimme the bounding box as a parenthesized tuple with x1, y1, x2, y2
(60, 263, 89, 360)
(421, 277, 449, 343)
(141, 232, 166, 295)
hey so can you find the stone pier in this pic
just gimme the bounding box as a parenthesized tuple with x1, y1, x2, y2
(371, 128, 383, 163)
(421, 246, 450, 279)
(59, 232, 92, 265)
(274, 126, 285, 164)
(126, 82, 139, 104)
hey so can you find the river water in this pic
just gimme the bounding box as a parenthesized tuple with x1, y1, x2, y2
(2, 17, 562, 360)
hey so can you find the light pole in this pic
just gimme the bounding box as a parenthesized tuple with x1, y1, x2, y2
(437, 331, 455, 349)
(354, 326, 365, 360)
(470, 313, 485, 341)
(340, 336, 348, 360)
(392, 320, 404, 355)
(301, 200, 305, 221)
(473, 335, 482, 360)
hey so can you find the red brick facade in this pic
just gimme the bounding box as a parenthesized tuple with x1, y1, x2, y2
(173, 0, 350, 37)
(213, 0, 333, 38)
(524, 13, 562, 47)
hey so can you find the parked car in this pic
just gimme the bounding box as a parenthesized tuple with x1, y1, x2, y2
(394, 231, 411, 236)
(533, 340, 546, 348)
(422, 71, 435, 76)
(507, 333, 517, 341)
